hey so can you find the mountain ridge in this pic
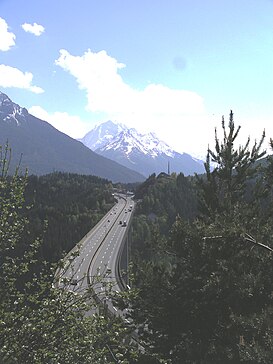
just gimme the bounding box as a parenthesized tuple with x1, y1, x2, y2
(0, 91, 145, 183)
(79, 120, 205, 177)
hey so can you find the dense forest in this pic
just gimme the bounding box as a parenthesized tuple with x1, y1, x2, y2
(125, 112, 273, 363)
(2, 111, 273, 363)
(131, 171, 197, 262)
(0, 146, 159, 363)
(23, 172, 115, 262)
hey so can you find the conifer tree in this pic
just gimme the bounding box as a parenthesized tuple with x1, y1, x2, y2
(198, 110, 266, 218)
(128, 112, 273, 363)
(0, 143, 149, 363)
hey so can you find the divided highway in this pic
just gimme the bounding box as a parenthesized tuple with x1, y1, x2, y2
(59, 193, 134, 313)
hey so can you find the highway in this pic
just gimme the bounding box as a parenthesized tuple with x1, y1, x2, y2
(58, 193, 134, 314)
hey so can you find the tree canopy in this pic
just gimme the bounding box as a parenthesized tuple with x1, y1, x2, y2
(127, 111, 273, 363)
(0, 143, 156, 363)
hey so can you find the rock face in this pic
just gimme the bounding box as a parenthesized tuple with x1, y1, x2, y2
(0, 91, 145, 183)
(79, 120, 205, 177)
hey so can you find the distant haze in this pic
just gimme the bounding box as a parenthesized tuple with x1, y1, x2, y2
(0, 1, 272, 157)
(79, 120, 205, 177)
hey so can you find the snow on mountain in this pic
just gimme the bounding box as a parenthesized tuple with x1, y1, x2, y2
(80, 120, 175, 158)
(0, 91, 28, 126)
(79, 120, 127, 151)
(101, 128, 175, 158)
(0, 91, 145, 183)
(80, 120, 205, 177)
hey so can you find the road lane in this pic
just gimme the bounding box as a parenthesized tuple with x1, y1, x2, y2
(59, 193, 134, 311)
(88, 197, 135, 315)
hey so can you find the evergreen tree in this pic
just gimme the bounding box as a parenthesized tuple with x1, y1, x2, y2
(197, 110, 266, 218)
(0, 143, 153, 363)
(128, 112, 273, 363)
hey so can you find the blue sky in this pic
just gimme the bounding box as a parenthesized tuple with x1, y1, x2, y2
(0, 0, 272, 157)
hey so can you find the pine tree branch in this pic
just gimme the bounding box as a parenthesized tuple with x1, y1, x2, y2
(202, 233, 273, 253)
(243, 233, 273, 252)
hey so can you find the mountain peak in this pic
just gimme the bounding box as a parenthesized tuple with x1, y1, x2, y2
(0, 91, 145, 183)
(84, 121, 175, 158)
(80, 120, 205, 177)
(0, 91, 28, 126)
(78, 120, 127, 151)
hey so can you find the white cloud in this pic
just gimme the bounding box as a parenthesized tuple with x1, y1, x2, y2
(0, 64, 44, 94)
(21, 22, 45, 36)
(0, 17, 16, 51)
(29, 106, 90, 139)
(55, 49, 211, 156)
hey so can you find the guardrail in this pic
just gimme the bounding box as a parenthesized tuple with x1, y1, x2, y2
(86, 195, 127, 304)
(115, 204, 135, 291)
(57, 194, 145, 352)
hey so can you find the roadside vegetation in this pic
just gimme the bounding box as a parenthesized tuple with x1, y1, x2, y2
(24, 172, 115, 262)
(2, 111, 273, 363)
(0, 146, 158, 363)
(127, 111, 273, 363)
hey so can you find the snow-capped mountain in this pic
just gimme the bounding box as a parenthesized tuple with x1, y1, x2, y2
(79, 120, 127, 151)
(79, 120, 205, 177)
(0, 91, 29, 125)
(101, 128, 175, 157)
(0, 91, 145, 183)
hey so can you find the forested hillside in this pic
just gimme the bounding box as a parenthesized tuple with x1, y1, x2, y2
(2, 112, 273, 363)
(126, 112, 273, 363)
(0, 149, 156, 363)
(131, 171, 197, 261)
(24, 172, 115, 262)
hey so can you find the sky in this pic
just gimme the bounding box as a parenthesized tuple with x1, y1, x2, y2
(0, 0, 272, 158)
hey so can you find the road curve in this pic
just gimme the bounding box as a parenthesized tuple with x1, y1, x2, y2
(58, 193, 134, 313)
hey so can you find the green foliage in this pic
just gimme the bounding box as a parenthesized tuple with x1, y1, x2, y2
(128, 112, 273, 363)
(24, 172, 115, 262)
(197, 110, 266, 217)
(135, 172, 196, 225)
(132, 172, 197, 261)
(0, 144, 151, 363)
(164, 218, 273, 363)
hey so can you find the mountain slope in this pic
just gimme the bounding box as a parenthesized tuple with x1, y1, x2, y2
(79, 120, 205, 177)
(79, 120, 127, 150)
(0, 91, 145, 183)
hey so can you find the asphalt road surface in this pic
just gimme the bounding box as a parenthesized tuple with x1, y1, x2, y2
(59, 193, 134, 315)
